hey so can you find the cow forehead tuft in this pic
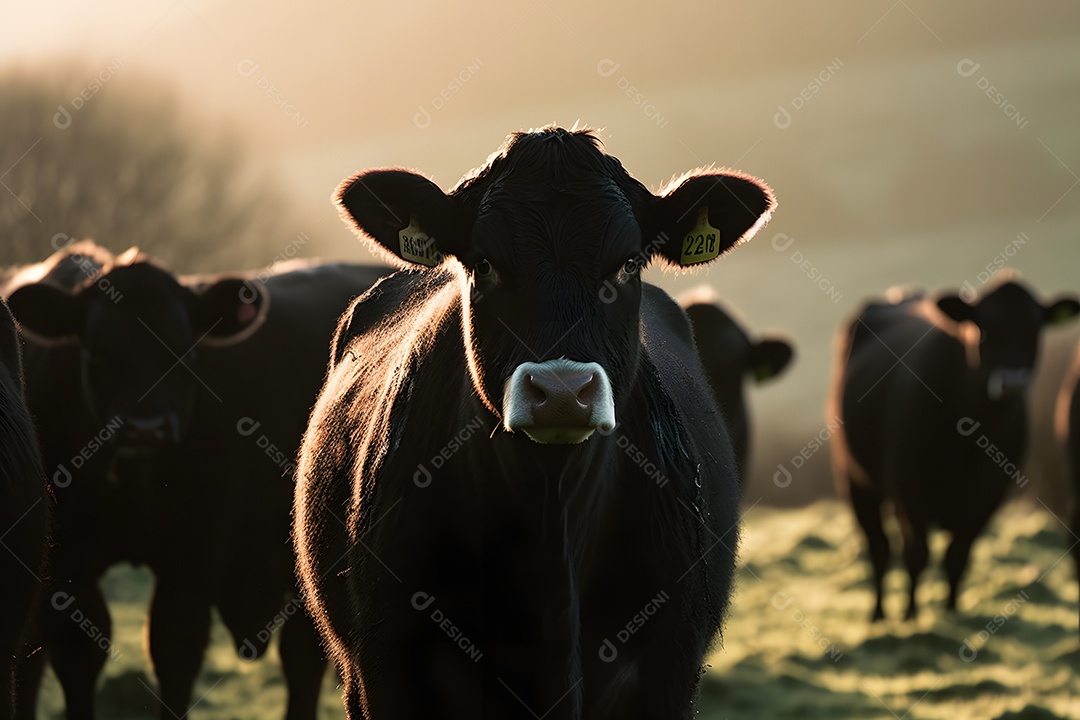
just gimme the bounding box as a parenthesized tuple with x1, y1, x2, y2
(82, 263, 191, 315)
(981, 279, 1035, 303)
(92, 262, 179, 293)
(453, 126, 650, 208)
(977, 281, 1046, 322)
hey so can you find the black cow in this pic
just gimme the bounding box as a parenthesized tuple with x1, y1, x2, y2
(2, 241, 111, 719)
(679, 288, 794, 481)
(1057, 340, 1080, 628)
(295, 126, 776, 718)
(0, 297, 51, 720)
(7, 245, 387, 719)
(831, 278, 1079, 621)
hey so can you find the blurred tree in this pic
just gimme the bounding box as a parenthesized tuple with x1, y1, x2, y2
(0, 61, 297, 272)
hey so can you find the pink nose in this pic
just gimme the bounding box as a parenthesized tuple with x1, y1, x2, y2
(503, 360, 616, 444)
(522, 369, 599, 427)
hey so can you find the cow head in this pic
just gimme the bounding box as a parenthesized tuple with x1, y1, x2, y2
(8, 255, 267, 455)
(937, 278, 1079, 400)
(336, 127, 775, 444)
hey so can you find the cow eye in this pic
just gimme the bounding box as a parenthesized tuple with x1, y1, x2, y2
(473, 258, 500, 285)
(614, 256, 640, 285)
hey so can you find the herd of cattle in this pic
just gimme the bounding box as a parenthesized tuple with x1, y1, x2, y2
(0, 126, 1078, 718)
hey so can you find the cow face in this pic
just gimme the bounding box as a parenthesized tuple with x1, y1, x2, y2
(9, 261, 265, 455)
(336, 127, 775, 444)
(938, 280, 1080, 399)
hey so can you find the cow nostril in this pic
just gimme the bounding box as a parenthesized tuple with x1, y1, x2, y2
(575, 374, 598, 406)
(119, 417, 172, 445)
(525, 374, 549, 405)
(528, 372, 597, 409)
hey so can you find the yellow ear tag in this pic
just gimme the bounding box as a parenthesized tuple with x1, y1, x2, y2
(398, 215, 440, 267)
(680, 206, 722, 266)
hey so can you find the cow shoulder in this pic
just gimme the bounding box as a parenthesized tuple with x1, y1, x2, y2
(330, 269, 428, 366)
(845, 298, 969, 442)
(227, 263, 390, 363)
(313, 267, 469, 501)
(851, 298, 965, 371)
(639, 283, 730, 459)
(642, 283, 696, 351)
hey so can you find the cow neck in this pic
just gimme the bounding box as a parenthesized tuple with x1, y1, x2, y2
(967, 378, 1029, 459)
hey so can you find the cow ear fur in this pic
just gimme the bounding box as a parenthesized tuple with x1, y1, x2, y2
(648, 170, 776, 270)
(7, 283, 84, 341)
(193, 278, 270, 347)
(750, 337, 794, 383)
(937, 295, 975, 324)
(336, 169, 461, 270)
(1044, 296, 1080, 327)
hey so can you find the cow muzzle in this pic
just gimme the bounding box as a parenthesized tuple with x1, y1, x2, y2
(987, 368, 1031, 400)
(503, 360, 616, 444)
(115, 414, 180, 455)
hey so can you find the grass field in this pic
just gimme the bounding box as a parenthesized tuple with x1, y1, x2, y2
(34, 499, 1080, 719)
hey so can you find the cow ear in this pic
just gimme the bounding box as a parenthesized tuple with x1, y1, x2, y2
(648, 170, 776, 269)
(193, 278, 270, 347)
(335, 169, 461, 270)
(7, 283, 84, 342)
(1045, 296, 1080, 326)
(749, 337, 794, 383)
(937, 295, 975, 323)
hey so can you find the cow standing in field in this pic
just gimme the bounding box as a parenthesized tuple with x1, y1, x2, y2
(0, 297, 51, 720)
(1056, 340, 1080, 628)
(679, 288, 794, 483)
(2, 241, 112, 719)
(831, 279, 1079, 621)
(7, 245, 388, 719)
(294, 126, 776, 719)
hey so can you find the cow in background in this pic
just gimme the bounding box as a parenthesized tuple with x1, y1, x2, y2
(831, 277, 1079, 622)
(8, 243, 387, 719)
(0, 296, 51, 720)
(1056, 339, 1080, 629)
(679, 287, 794, 484)
(2, 241, 111, 719)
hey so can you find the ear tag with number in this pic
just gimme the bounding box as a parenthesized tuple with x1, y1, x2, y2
(680, 206, 722, 266)
(398, 215, 440, 267)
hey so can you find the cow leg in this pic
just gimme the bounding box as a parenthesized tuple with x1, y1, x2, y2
(4, 584, 44, 720)
(146, 578, 211, 719)
(12, 634, 46, 720)
(1071, 503, 1080, 629)
(342, 670, 367, 720)
(631, 616, 713, 720)
(279, 603, 327, 720)
(950, 515, 989, 613)
(899, 514, 929, 621)
(944, 527, 980, 612)
(848, 481, 890, 621)
(48, 583, 110, 720)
